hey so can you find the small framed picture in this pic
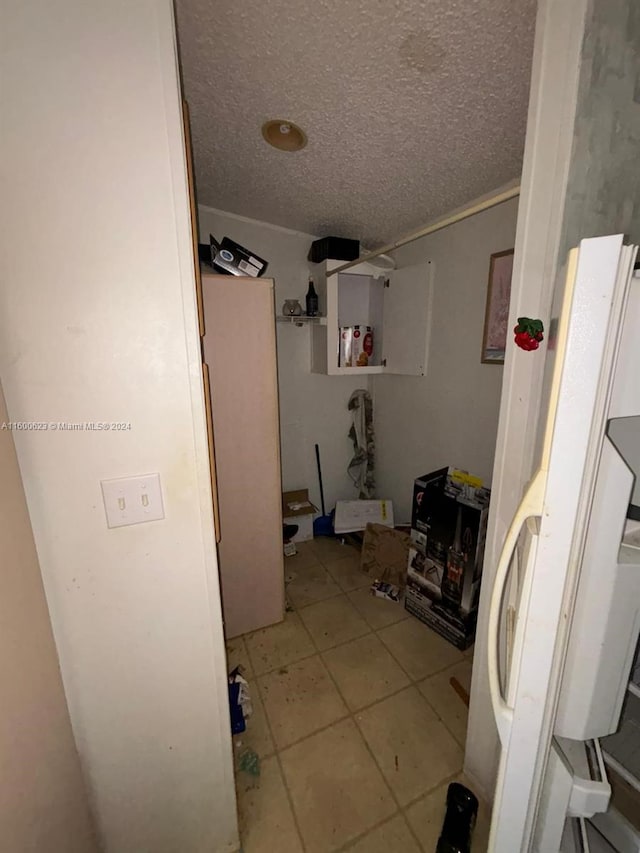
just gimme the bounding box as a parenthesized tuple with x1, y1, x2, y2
(481, 249, 514, 364)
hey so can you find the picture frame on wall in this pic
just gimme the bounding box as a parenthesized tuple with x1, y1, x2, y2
(481, 249, 514, 364)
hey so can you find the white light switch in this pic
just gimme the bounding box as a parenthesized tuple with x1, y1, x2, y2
(101, 473, 164, 528)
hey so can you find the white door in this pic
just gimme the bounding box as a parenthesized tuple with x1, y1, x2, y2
(486, 235, 637, 851)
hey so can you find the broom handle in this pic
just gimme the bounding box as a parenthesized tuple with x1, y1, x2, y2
(315, 444, 326, 516)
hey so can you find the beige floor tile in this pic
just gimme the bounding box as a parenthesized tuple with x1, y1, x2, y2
(378, 616, 464, 680)
(299, 595, 370, 651)
(236, 755, 303, 853)
(226, 635, 253, 678)
(403, 781, 447, 851)
(258, 655, 347, 748)
(323, 553, 371, 592)
(464, 643, 475, 660)
(347, 587, 409, 630)
(284, 541, 320, 574)
(322, 633, 410, 711)
(355, 687, 463, 805)
(405, 776, 491, 853)
(280, 718, 396, 853)
(245, 612, 316, 676)
(287, 562, 341, 609)
(232, 680, 275, 759)
(418, 660, 472, 745)
(347, 814, 421, 853)
(308, 535, 360, 561)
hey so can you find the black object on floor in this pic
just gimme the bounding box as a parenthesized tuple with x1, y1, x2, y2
(283, 523, 299, 542)
(436, 782, 479, 853)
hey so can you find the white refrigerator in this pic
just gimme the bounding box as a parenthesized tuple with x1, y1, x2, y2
(486, 234, 640, 852)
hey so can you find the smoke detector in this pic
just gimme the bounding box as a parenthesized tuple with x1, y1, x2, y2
(262, 120, 307, 152)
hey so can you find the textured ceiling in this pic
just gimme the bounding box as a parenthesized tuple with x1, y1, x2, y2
(176, 0, 536, 246)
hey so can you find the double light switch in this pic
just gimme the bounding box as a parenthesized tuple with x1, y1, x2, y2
(101, 473, 164, 528)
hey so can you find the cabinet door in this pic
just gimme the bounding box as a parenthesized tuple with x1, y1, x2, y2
(382, 261, 433, 375)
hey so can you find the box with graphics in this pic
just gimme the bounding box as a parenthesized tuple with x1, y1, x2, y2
(405, 467, 490, 649)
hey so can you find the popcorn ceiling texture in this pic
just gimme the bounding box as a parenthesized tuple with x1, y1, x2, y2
(176, 0, 536, 246)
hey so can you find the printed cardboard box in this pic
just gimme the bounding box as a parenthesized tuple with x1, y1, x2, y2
(405, 467, 490, 649)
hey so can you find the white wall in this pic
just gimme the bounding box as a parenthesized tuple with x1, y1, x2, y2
(0, 3, 237, 852)
(373, 198, 519, 522)
(198, 206, 368, 511)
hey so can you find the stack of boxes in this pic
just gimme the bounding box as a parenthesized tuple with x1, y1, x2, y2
(405, 467, 490, 650)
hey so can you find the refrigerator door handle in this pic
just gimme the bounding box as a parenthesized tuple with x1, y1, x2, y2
(488, 469, 545, 744)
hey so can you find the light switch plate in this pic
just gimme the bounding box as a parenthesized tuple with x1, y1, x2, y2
(101, 473, 164, 528)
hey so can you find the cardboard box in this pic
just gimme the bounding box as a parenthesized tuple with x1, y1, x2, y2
(211, 235, 268, 278)
(405, 467, 490, 649)
(360, 523, 411, 589)
(282, 489, 318, 543)
(370, 580, 400, 602)
(406, 546, 443, 599)
(405, 580, 476, 649)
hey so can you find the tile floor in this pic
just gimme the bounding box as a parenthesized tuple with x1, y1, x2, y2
(227, 537, 491, 853)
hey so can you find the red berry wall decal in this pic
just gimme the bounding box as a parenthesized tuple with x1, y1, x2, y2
(513, 317, 544, 351)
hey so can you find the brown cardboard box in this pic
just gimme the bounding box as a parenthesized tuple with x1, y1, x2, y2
(282, 489, 318, 542)
(360, 523, 411, 589)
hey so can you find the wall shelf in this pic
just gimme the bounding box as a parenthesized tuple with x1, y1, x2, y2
(329, 365, 385, 375)
(277, 314, 327, 326)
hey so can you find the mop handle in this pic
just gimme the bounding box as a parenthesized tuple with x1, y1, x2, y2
(315, 443, 326, 517)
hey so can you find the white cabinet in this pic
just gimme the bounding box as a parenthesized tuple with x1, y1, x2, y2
(310, 259, 434, 376)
